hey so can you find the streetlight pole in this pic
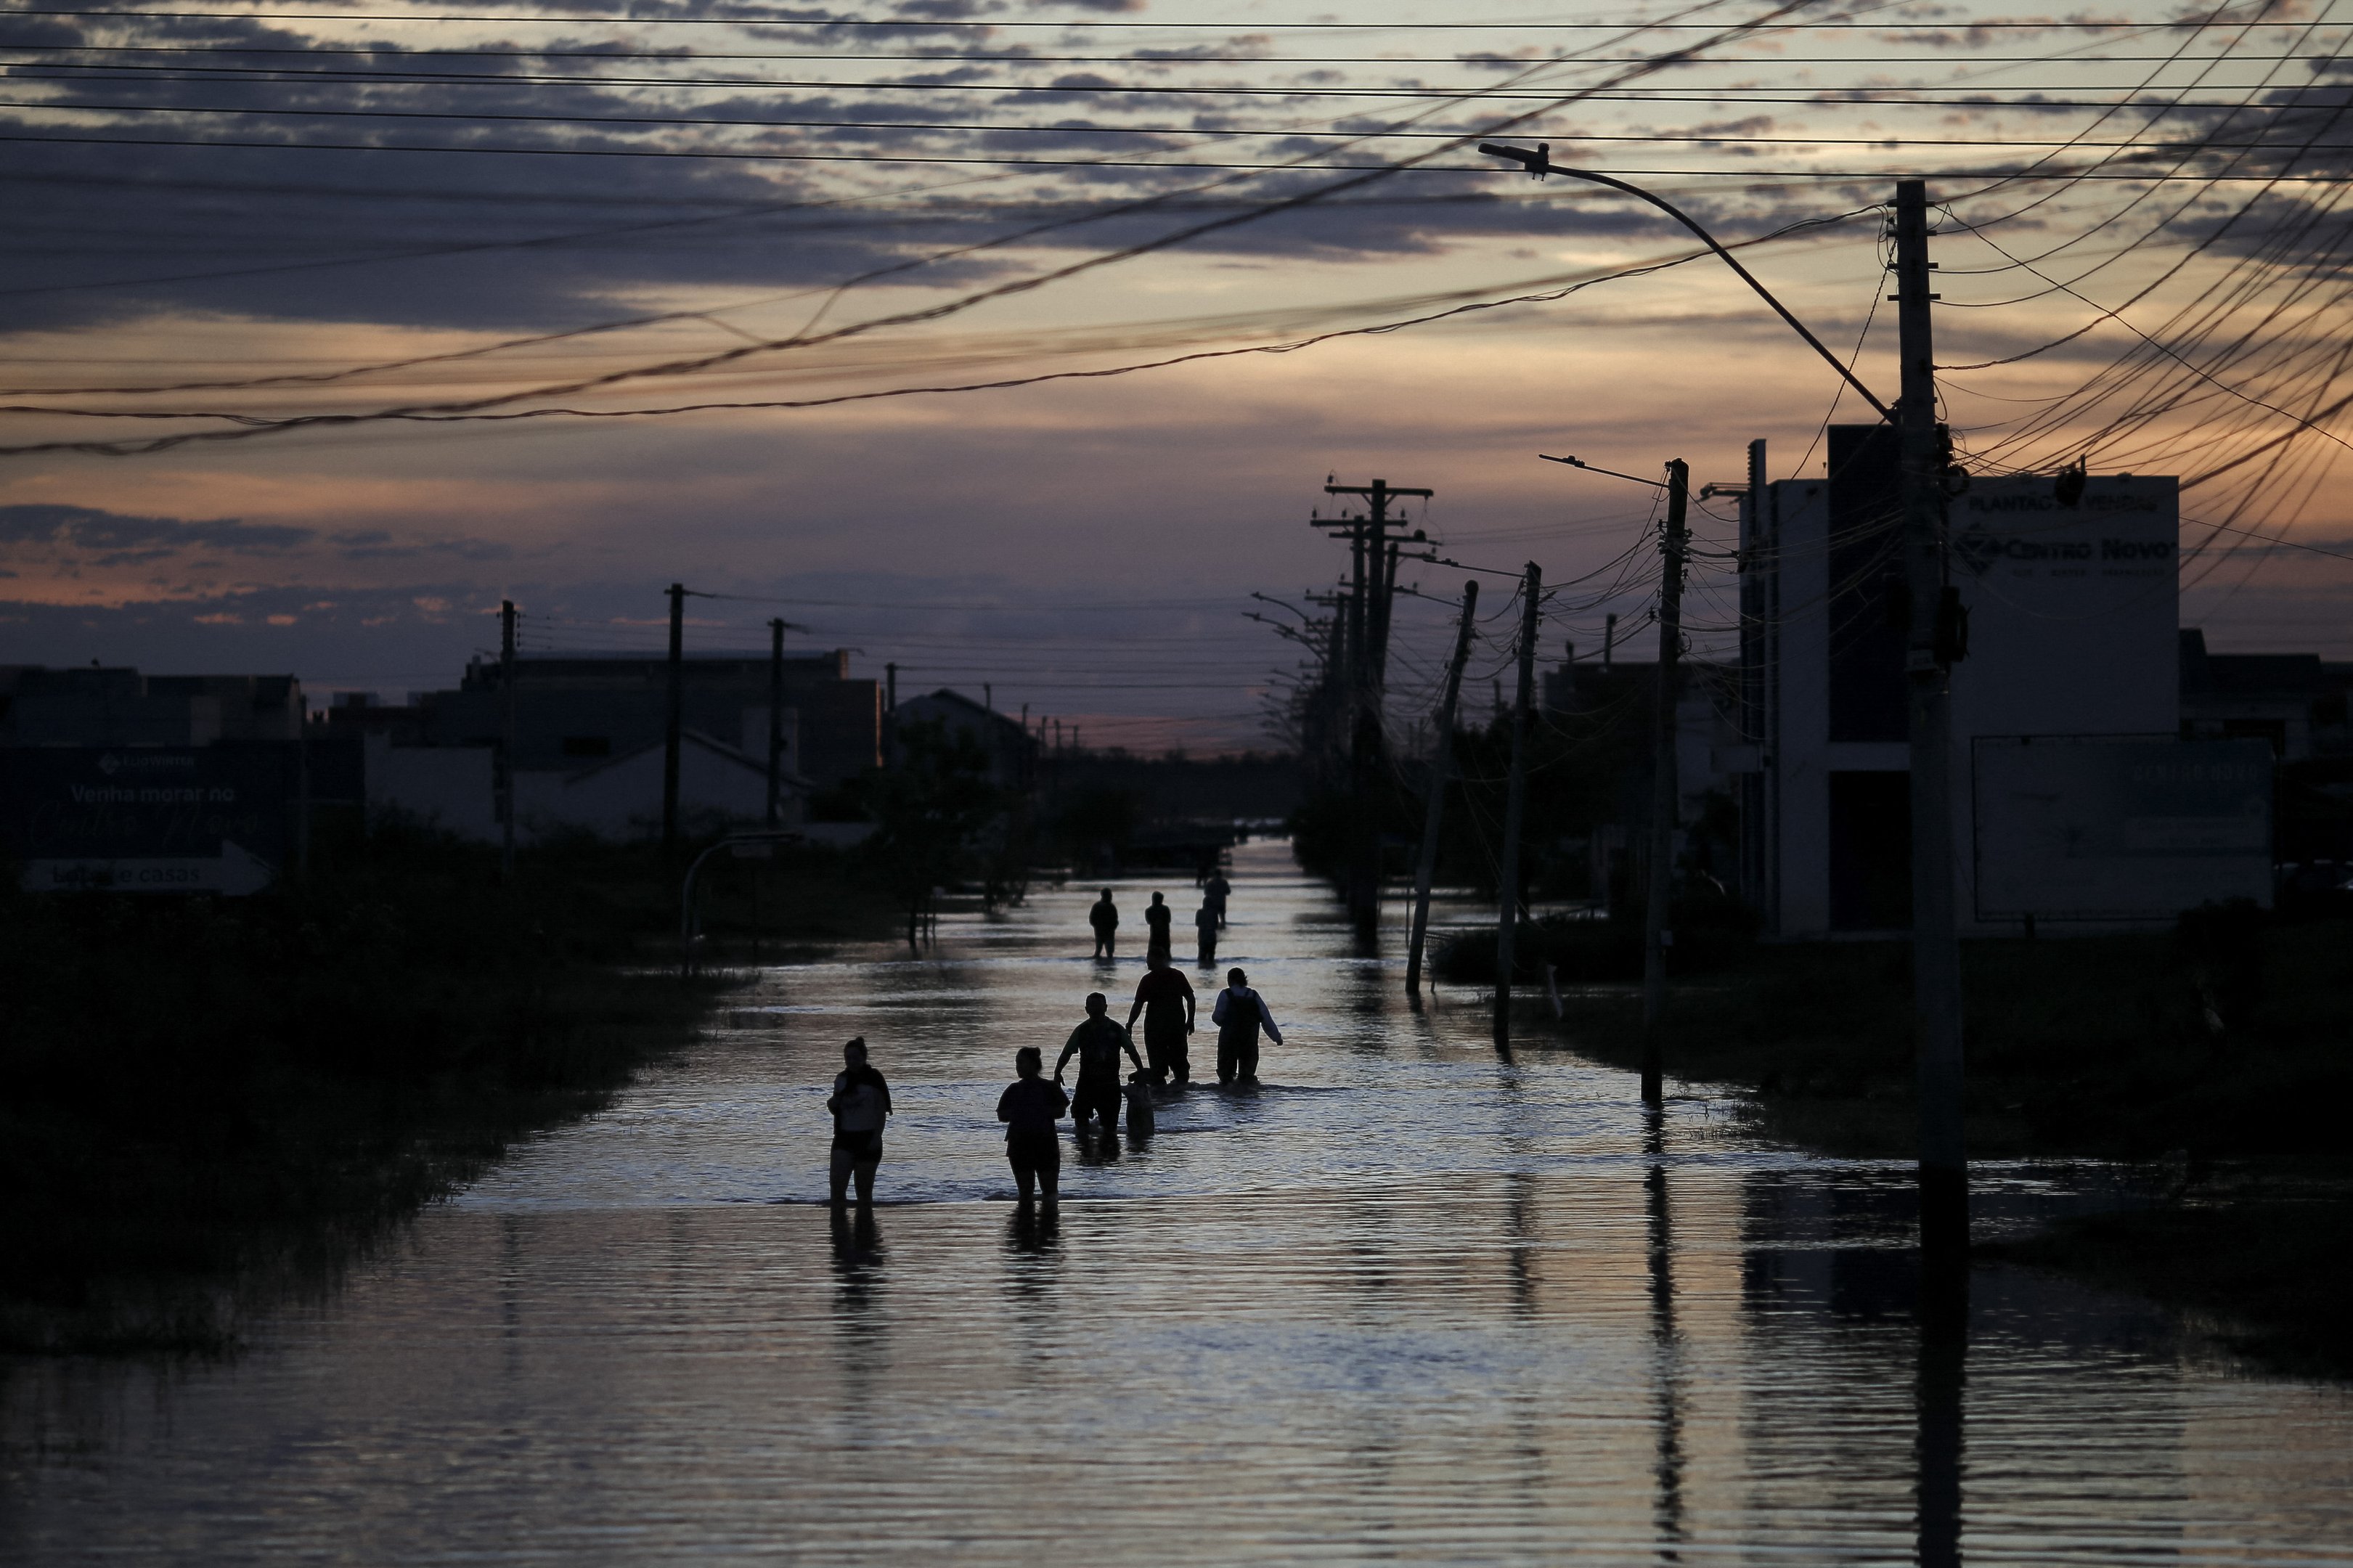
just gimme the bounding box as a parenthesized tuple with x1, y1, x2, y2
(1487, 146, 1965, 1251)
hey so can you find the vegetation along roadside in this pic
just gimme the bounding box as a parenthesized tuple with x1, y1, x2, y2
(1437, 900, 2353, 1379)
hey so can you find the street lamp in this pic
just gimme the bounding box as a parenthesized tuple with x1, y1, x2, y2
(1485, 145, 1969, 1260)
(1477, 143, 1893, 422)
(680, 830, 805, 977)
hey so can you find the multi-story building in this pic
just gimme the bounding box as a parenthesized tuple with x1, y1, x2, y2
(1735, 426, 2271, 937)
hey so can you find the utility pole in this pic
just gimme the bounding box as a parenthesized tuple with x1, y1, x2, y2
(1318, 477, 1432, 936)
(295, 695, 311, 883)
(1406, 580, 1478, 997)
(662, 582, 685, 854)
(1603, 612, 1618, 673)
(1640, 461, 1691, 1101)
(1493, 562, 1541, 1048)
(500, 598, 518, 880)
(1895, 179, 1967, 1261)
(767, 618, 786, 828)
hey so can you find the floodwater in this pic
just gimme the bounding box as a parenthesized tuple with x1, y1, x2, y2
(6, 841, 2351, 1564)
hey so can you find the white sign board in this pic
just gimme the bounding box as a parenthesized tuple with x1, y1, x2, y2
(1973, 736, 2272, 922)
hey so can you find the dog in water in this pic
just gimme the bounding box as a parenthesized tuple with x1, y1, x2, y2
(1124, 1071, 1156, 1137)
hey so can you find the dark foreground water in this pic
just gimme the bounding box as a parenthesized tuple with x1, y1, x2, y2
(6, 841, 2349, 1564)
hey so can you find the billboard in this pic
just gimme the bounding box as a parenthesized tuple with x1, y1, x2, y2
(1948, 475, 2181, 741)
(1973, 735, 2272, 923)
(0, 746, 293, 894)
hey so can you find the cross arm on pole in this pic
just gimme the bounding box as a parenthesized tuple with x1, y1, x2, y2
(1479, 143, 1896, 424)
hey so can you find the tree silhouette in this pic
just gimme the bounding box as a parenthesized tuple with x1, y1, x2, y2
(864, 718, 1003, 948)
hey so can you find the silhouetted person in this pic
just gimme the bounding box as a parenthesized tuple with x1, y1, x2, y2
(1056, 991, 1144, 1135)
(1125, 950, 1196, 1085)
(1212, 968, 1283, 1085)
(1194, 897, 1220, 969)
(1089, 888, 1119, 960)
(825, 1035, 892, 1206)
(1143, 891, 1173, 960)
(997, 1046, 1069, 1204)
(1206, 868, 1231, 928)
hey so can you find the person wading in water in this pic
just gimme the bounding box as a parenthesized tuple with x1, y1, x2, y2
(1143, 891, 1174, 961)
(1056, 992, 1145, 1135)
(1088, 889, 1120, 960)
(1194, 896, 1220, 969)
(1211, 969, 1284, 1085)
(1125, 950, 1196, 1085)
(1205, 867, 1231, 928)
(825, 1036, 892, 1206)
(996, 1047, 1069, 1204)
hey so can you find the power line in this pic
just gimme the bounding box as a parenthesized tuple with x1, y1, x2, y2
(11, 44, 2336, 63)
(16, 10, 2305, 28)
(5, 131, 2338, 180)
(15, 100, 2346, 157)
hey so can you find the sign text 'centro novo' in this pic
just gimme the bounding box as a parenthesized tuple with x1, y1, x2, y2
(1953, 529, 2175, 576)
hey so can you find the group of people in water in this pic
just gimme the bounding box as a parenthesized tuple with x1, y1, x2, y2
(823, 869, 1281, 1209)
(1088, 872, 1228, 968)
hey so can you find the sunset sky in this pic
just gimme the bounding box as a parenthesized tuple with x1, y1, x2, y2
(4, 0, 2348, 750)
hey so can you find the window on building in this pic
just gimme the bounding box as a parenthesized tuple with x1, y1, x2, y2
(561, 735, 611, 757)
(1829, 769, 1912, 931)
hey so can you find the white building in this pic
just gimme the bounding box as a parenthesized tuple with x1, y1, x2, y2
(1738, 428, 2267, 937)
(364, 724, 815, 845)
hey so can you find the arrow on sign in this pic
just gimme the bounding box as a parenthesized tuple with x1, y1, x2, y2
(23, 840, 277, 896)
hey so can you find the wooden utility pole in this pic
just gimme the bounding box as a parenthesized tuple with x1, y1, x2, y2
(1406, 580, 1478, 997)
(767, 618, 786, 828)
(1319, 477, 1432, 936)
(1894, 179, 1968, 1259)
(1640, 462, 1690, 1101)
(500, 598, 518, 880)
(1492, 562, 1541, 1047)
(662, 581, 684, 853)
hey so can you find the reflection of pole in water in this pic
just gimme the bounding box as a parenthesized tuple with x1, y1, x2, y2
(1644, 1108, 1687, 1560)
(1915, 1253, 1967, 1568)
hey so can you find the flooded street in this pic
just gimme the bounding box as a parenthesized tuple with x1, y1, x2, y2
(6, 839, 2351, 1564)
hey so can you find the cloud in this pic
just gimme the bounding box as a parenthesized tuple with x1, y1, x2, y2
(0, 504, 315, 563)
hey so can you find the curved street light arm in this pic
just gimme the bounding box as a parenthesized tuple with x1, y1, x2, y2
(1539, 453, 1668, 489)
(1479, 144, 1896, 424)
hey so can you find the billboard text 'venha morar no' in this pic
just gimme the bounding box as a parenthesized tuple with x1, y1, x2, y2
(0, 746, 293, 894)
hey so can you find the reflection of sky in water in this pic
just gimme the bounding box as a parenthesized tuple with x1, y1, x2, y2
(7, 841, 2351, 1564)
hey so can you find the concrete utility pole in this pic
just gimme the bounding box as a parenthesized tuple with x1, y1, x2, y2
(1603, 612, 1618, 672)
(662, 582, 684, 853)
(1894, 179, 1968, 1259)
(1493, 562, 1542, 1048)
(500, 598, 518, 880)
(767, 618, 786, 828)
(1319, 477, 1432, 936)
(1406, 580, 1479, 997)
(1641, 461, 1691, 1099)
